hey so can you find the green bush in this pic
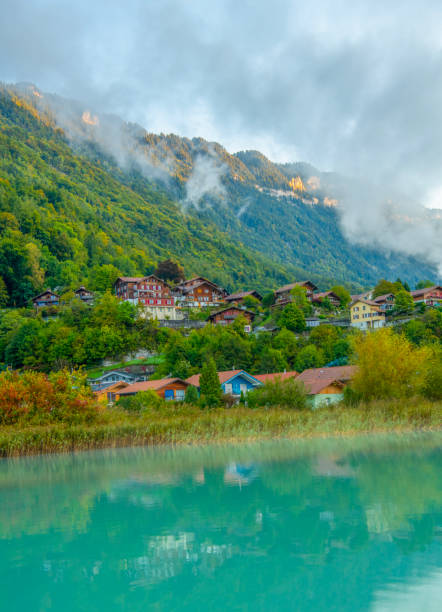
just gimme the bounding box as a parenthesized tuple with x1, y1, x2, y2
(117, 390, 164, 413)
(247, 378, 307, 410)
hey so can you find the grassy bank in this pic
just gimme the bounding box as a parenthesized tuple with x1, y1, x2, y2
(0, 400, 440, 457)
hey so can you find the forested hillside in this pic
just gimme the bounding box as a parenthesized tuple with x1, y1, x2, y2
(0, 84, 436, 307)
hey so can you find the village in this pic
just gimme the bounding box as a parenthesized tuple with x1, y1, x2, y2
(28, 271, 440, 409)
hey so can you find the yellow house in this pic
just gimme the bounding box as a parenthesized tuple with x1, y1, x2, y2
(94, 381, 129, 405)
(350, 299, 385, 330)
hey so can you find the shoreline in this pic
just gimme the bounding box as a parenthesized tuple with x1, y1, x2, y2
(1, 404, 440, 457)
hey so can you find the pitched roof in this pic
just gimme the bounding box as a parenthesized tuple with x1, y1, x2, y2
(350, 298, 382, 308)
(275, 280, 318, 294)
(296, 366, 358, 395)
(208, 306, 255, 320)
(186, 370, 261, 387)
(118, 378, 191, 395)
(254, 371, 298, 383)
(410, 286, 439, 297)
(116, 276, 144, 283)
(225, 290, 263, 301)
(93, 381, 129, 395)
(32, 289, 59, 301)
(312, 291, 340, 302)
(372, 293, 395, 303)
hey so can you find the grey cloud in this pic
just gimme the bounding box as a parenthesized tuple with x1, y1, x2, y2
(1, 0, 442, 271)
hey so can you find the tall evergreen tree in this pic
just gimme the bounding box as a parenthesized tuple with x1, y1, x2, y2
(199, 357, 221, 407)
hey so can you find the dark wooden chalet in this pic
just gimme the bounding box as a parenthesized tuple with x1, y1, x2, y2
(225, 290, 263, 304)
(75, 286, 94, 304)
(208, 306, 255, 325)
(174, 276, 227, 307)
(311, 291, 340, 307)
(372, 293, 395, 311)
(32, 289, 60, 309)
(114, 275, 175, 308)
(274, 280, 318, 306)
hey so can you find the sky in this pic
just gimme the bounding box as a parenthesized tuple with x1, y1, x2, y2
(0, 0, 441, 272)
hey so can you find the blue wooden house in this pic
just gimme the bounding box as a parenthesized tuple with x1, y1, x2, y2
(186, 369, 262, 398)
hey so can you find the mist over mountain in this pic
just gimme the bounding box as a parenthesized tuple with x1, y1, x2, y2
(0, 83, 438, 306)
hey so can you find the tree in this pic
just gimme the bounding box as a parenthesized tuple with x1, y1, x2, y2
(294, 344, 325, 372)
(255, 347, 287, 374)
(394, 289, 414, 315)
(0, 277, 8, 307)
(279, 303, 306, 332)
(423, 350, 442, 400)
(261, 292, 275, 308)
(88, 264, 121, 292)
(350, 328, 430, 400)
(331, 285, 351, 308)
(199, 357, 221, 407)
(290, 286, 313, 315)
(185, 384, 199, 404)
(154, 259, 184, 283)
(247, 378, 307, 409)
(396, 278, 411, 292)
(415, 280, 434, 290)
(372, 279, 403, 298)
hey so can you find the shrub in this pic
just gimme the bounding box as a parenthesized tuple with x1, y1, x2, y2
(247, 378, 307, 409)
(117, 390, 164, 413)
(184, 384, 199, 404)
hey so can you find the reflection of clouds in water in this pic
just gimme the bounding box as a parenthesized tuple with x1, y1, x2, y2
(373, 570, 442, 612)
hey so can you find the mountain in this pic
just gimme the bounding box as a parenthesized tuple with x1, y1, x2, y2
(0, 83, 436, 306)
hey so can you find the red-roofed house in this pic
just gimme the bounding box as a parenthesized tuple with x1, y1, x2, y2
(253, 371, 298, 384)
(186, 370, 262, 398)
(114, 275, 180, 320)
(208, 306, 255, 326)
(410, 286, 442, 306)
(296, 365, 358, 408)
(117, 378, 194, 401)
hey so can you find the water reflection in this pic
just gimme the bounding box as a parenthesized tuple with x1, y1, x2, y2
(0, 434, 441, 611)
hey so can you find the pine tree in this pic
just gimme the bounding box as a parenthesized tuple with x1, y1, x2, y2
(200, 357, 221, 407)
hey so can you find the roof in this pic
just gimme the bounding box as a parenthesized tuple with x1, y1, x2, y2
(177, 276, 223, 290)
(118, 378, 191, 395)
(296, 366, 358, 395)
(208, 306, 255, 320)
(254, 371, 298, 383)
(93, 381, 129, 395)
(351, 291, 372, 301)
(373, 293, 395, 303)
(275, 280, 318, 294)
(32, 289, 59, 301)
(350, 298, 382, 308)
(312, 291, 340, 302)
(410, 286, 439, 297)
(75, 286, 93, 293)
(115, 275, 171, 287)
(90, 370, 137, 382)
(186, 370, 261, 387)
(225, 290, 263, 301)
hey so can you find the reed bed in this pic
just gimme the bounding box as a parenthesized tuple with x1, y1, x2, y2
(0, 399, 440, 457)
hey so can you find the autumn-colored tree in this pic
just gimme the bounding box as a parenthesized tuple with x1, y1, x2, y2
(154, 259, 184, 283)
(350, 328, 430, 400)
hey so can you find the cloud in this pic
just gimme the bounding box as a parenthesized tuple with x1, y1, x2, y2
(1, 0, 442, 271)
(183, 151, 227, 209)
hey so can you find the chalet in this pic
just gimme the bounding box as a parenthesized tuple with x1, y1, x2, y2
(254, 371, 298, 384)
(350, 299, 385, 330)
(296, 365, 358, 408)
(174, 276, 227, 307)
(372, 293, 395, 311)
(186, 370, 262, 398)
(94, 381, 129, 405)
(118, 378, 193, 401)
(74, 286, 94, 304)
(208, 306, 255, 326)
(274, 280, 318, 306)
(311, 291, 341, 307)
(225, 290, 262, 304)
(88, 370, 140, 392)
(114, 275, 180, 320)
(410, 286, 442, 307)
(32, 289, 60, 309)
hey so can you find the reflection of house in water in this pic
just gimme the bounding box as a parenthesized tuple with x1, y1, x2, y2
(224, 463, 258, 487)
(314, 455, 355, 478)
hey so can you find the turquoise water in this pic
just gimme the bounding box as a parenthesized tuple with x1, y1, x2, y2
(0, 435, 441, 611)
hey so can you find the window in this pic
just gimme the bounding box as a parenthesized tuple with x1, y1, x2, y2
(149, 299, 154, 304)
(205, 289, 209, 293)
(224, 383, 233, 394)
(362, 305, 366, 310)
(176, 389, 185, 400)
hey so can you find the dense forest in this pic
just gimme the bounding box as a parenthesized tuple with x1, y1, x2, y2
(0, 84, 437, 308)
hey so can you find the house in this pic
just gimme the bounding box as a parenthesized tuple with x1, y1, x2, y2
(274, 280, 318, 306)
(311, 291, 341, 307)
(88, 370, 140, 392)
(186, 370, 262, 398)
(74, 286, 94, 304)
(410, 286, 442, 307)
(94, 381, 129, 405)
(254, 371, 298, 384)
(114, 275, 181, 320)
(208, 306, 255, 326)
(174, 276, 228, 307)
(296, 365, 358, 408)
(118, 378, 193, 401)
(372, 293, 395, 311)
(225, 290, 263, 304)
(32, 289, 60, 309)
(350, 299, 385, 330)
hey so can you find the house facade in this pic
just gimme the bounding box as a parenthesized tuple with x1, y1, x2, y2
(274, 280, 318, 306)
(311, 291, 340, 307)
(372, 293, 395, 311)
(225, 290, 262, 304)
(208, 306, 255, 326)
(32, 289, 60, 309)
(114, 275, 181, 320)
(75, 286, 94, 304)
(88, 370, 140, 392)
(186, 370, 262, 398)
(118, 378, 193, 401)
(94, 381, 129, 405)
(350, 299, 385, 330)
(174, 277, 227, 307)
(296, 365, 358, 408)
(410, 286, 442, 306)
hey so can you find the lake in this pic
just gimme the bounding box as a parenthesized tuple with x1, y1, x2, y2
(0, 434, 441, 611)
